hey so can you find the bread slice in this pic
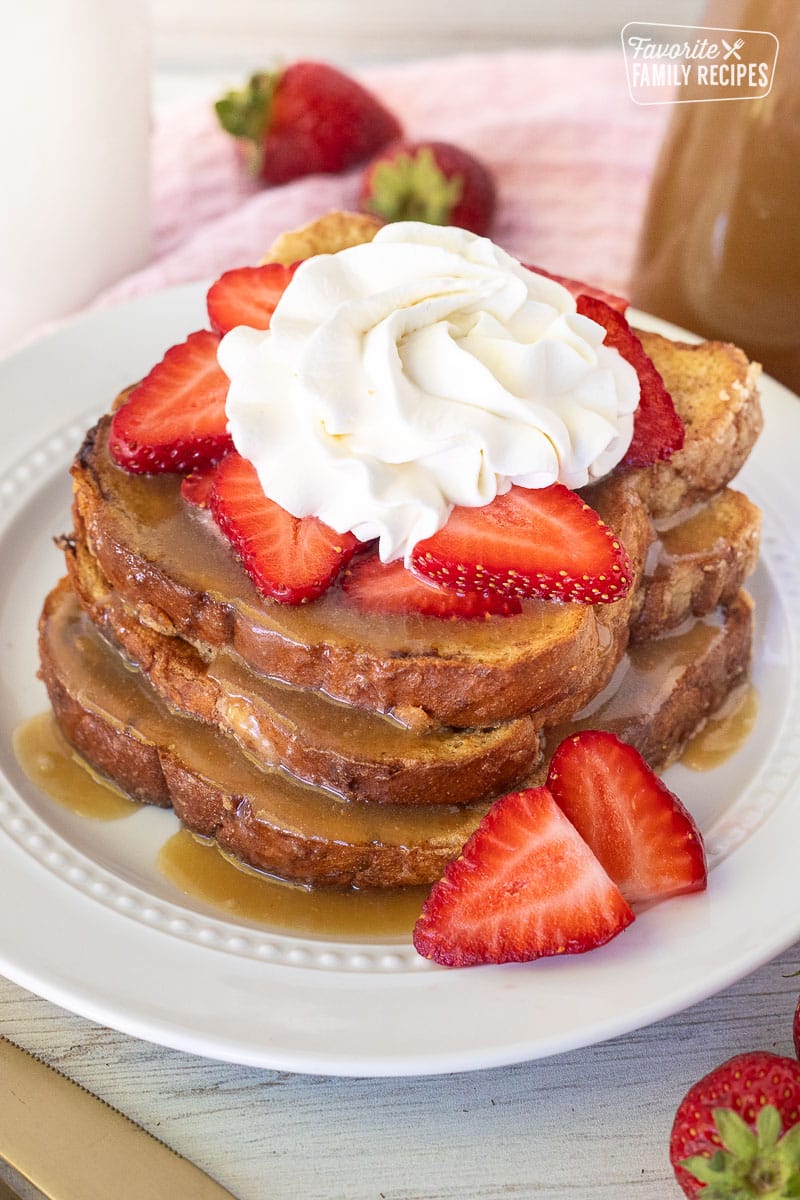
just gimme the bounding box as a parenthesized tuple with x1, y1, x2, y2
(543, 589, 754, 768)
(63, 533, 544, 808)
(72, 419, 651, 728)
(40, 578, 754, 888)
(631, 332, 762, 519)
(630, 487, 761, 642)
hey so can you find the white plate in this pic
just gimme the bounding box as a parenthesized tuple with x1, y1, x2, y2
(0, 289, 798, 1078)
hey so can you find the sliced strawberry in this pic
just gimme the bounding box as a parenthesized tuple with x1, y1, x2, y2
(342, 553, 522, 619)
(210, 452, 359, 604)
(180, 463, 218, 509)
(576, 295, 684, 467)
(526, 263, 629, 314)
(413, 786, 634, 967)
(547, 731, 707, 905)
(410, 483, 633, 605)
(206, 262, 298, 335)
(109, 330, 232, 474)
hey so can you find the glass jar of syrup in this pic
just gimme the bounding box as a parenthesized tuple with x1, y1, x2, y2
(630, 1, 800, 391)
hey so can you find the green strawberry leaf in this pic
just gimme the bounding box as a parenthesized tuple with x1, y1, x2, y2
(365, 147, 463, 226)
(682, 1105, 800, 1198)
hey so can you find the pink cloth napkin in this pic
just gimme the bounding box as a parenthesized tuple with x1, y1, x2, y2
(96, 48, 669, 312)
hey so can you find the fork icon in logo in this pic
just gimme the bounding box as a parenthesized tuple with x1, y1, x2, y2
(722, 37, 745, 60)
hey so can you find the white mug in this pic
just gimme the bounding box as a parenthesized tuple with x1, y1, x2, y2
(0, 0, 151, 351)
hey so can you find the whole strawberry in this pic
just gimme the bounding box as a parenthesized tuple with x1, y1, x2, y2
(360, 141, 496, 235)
(670, 1052, 800, 1198)
(215, 63, 401, 185)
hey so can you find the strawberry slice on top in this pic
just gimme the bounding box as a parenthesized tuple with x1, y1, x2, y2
(210, 452, 359, 604)
(576, 295, 684, 467)
(526, 263, 629, 314)
(410, 483, 633, 605)
(206, 261, 298, 335)
(342, 554, 522, 620)
(547, 731, 707, 905)
(180, 462, 218, 510)
(413, 786, 634, 967)
(109, 329, 232, 474)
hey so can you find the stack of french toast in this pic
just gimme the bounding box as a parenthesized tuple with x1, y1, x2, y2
(38, 216, 762, 893)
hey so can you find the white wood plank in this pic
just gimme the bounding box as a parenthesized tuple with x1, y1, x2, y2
(2, 939, 798, 1199)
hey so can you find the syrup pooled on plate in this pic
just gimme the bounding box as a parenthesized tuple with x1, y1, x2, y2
(159, 830, 427, 940)
(13, 711, 139, 821)
(680, 682, 758, 771)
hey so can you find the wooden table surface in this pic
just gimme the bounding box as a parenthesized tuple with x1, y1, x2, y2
(2, 941, 799, 1200)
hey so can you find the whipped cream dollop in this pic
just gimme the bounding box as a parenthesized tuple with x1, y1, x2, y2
(219, 223, 640, 563)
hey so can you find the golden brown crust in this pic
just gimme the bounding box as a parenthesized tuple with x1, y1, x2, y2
(633, 333, 763, 518)
(261, 211, 383, 266)
(38, 581, 173, 809)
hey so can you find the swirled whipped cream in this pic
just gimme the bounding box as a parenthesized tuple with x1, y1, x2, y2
(219, 222, 639, 563)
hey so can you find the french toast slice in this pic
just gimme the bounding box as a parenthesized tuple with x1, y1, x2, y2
(543, 590, 754, 768)
(630, 488, 761, 642)
(72, 418, 651, 728)
(39, 578, 754, 888)
(632, 332, 762, 518)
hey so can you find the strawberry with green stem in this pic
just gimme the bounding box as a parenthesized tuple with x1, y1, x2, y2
(360, 141, 496, 236)
(670, 1052, 800, 1198)
(216, 63, 401, 185)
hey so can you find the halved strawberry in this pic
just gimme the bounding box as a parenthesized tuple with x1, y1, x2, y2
(342, 553, 522, 619)
(206, 262, 298, 335)
(109, 330, 232, 474)
(526, 263, 629, 314)
(180, 463, 218, 509)
(576, 295, 684, 467)
(210, 452, 359, 604)
(413, 786, 634, 967)
(547, 731, 707, 905)
(410, 483, 633, 605)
